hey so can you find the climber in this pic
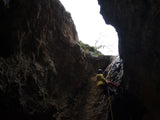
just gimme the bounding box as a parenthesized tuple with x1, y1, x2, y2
(96, 69, 106, 87)
(96, 69, 118, 96)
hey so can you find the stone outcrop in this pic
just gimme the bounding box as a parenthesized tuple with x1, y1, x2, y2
(0, 0, 113, 120)
(98, 0, 160, 119)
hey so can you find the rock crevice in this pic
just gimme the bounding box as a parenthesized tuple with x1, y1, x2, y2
(98, 0, 160, 119)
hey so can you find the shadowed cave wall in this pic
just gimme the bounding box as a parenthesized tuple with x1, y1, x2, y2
(3, 0, 160, 120)
(0, 0, 113, 120)
(98, 0, 160, 119)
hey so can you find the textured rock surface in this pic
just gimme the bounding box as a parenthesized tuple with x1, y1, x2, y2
(0, 0, 113, 120)
(98, 0, 160, 119)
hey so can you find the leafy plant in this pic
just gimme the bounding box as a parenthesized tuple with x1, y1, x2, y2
(77, 41, 103, 56)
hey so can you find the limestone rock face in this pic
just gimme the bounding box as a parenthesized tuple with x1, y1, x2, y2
(98, 0, 160, 119)
(0, 0, 112, 120)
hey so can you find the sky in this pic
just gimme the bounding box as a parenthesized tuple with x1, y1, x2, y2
(59, 0, 119, 55)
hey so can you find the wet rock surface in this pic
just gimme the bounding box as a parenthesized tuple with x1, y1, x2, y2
(104, 56, 123, 85)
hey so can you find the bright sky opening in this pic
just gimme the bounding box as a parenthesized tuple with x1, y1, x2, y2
(59, 0, 119, 55)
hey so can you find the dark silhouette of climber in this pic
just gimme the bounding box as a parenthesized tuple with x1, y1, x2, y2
(96, 69, 118, 96)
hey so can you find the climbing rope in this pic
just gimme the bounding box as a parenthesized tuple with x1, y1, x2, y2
(106, 70, 111, 80)
(107, 87, 114, 120)
(106, 70, 114, 120)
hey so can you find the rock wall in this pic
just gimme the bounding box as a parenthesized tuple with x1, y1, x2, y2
(0, 0, 112, 120)
(98, 0, 160, 119)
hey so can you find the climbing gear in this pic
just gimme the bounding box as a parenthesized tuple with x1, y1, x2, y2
(106, 70, 114, 120)
(107, 86, 114, 120)
(96, 70, 115, 120)
(106, 70, 110, 79)
(97, 69, 103, 74)
(107, 81, 119, 88)
(106, 70, 119, 88)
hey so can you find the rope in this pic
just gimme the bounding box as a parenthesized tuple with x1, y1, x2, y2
(106, 70, 110, 80)
(107, 87, 114, 120)
(106, 70, 114, 120)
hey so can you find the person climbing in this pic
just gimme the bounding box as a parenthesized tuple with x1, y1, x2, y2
(96, 69, 118, 96)
(96, 69, 106, 88)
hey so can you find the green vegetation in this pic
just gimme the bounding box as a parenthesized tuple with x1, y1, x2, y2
(77, 41, 103, 56)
